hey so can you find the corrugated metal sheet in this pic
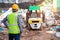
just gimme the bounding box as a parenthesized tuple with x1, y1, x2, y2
(0, 3, 31, 9)
(0, 0, 34, 3)
(0, 0, 44, 3)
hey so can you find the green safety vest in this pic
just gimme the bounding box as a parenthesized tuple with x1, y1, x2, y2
(7, 13, 20, 34)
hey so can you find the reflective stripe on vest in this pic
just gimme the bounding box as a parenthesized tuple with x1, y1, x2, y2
(7, 13, 20, 34)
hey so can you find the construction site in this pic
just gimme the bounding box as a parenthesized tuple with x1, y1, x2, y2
(0, 0, 60, 40)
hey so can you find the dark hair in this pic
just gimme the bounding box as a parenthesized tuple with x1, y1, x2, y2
(12, 9, 18, 12)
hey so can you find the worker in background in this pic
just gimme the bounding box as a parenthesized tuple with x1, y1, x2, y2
(1, 4, 23, 40)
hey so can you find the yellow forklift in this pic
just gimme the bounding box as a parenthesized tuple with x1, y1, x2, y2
(27, 6, 43, 30)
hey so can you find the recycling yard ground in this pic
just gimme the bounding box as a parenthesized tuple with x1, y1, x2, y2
(0, 28, 60, 40)
(0, 0, 60, 40)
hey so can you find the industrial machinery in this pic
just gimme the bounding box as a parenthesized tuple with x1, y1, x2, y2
(27, 6, 43, 29)
(28, 18, 42, 29)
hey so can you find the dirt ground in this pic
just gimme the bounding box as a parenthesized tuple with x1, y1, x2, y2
(21, 29, 59, 40)
(0, 28, 60, 40)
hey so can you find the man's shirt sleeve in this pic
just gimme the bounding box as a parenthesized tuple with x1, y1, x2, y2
(18, 15, 23, 32)
(2, 17, 8, 28)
